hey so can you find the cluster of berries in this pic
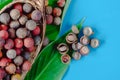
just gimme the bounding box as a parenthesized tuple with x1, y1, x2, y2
(45, 0, 66, 25)
(42, 0, 66, 47)
(0, 3, 42, 80)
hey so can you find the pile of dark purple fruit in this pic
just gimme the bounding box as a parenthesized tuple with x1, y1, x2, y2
(0, 2, 43, 80)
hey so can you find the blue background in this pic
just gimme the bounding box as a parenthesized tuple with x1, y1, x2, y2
(59, 0, 120, 80)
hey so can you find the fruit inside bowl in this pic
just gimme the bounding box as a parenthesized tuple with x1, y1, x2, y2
(0, 0, 45, 79)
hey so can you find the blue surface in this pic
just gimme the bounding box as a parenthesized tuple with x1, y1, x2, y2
(59, 0, 120, 80)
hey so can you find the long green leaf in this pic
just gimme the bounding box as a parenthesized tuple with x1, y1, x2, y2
(46, 0, 71, 41)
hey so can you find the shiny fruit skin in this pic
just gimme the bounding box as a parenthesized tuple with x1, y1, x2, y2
(24, 38, 34, 48)
(0, 30, 9, 39)
(14, 38, 23, 48)
(4, 39, 14, 49)
(32, 26, 40, 36)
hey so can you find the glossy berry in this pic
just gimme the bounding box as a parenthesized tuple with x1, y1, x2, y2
(27, 46, 35, 52)
(0, 68, 6, 79)
(6, 49, 16, 59)
(14, 38, 23, 48)
(0, 13, 10, 25)
(10, 20, 20, 29)
(14, 56, 23, 66)
(54, 17, 61, 25)
(19, 15, 28, 25)
(26, 20, 37, 31)
(0, 30, 9, 39)
(46, 15, 53, 24)
(0, 38, 5, 47)
(32, 26, 41, 36)
(8, 28, 16, 38)
(23, 3, 32, 13)
(46, 6, 53, 14)
(10, 9, 20, 20)
(31, 10, 42, 21)
(24, 38, 34, 48)
(14, 3, 22, 13)
(0, 24, 8, 30)
(34, 36, 41, 45)
(0, 58, 10, 67)
(16, 28, 27, 39)
(57, 0, 66, 7)
(4, 39, 14, 49)
(5, 63, 16, 74)
(53, 7, 62, 17)
(22, 61, 31, 71)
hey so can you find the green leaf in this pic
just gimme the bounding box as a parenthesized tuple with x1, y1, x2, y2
(0, 0, 13, 10)
(25, 23, 82, 80)
(48, 0, 58, 7)
(46, 25, 60, 41)
(46, 0, 71, 41)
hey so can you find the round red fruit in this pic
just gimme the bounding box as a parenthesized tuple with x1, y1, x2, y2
(14, 38, 23, 48)
(32, 26, 40, 36)
(4, 39, 14, 49)
(0, 30, 8, 39)
(22, 61, 31, 71)
(53, 7, 62, 17)
(57, 0, 65, 7)
(14, 4, 22, 13)
(24, 38, 34, 48)
(0, 58, 10, 68)
(46, 15, 53, 24)
(0, 24, 8, 30)
(27, 46, 35, 52)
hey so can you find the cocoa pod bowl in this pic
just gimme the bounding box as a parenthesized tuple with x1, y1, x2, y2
(0, 0, 46, 79)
